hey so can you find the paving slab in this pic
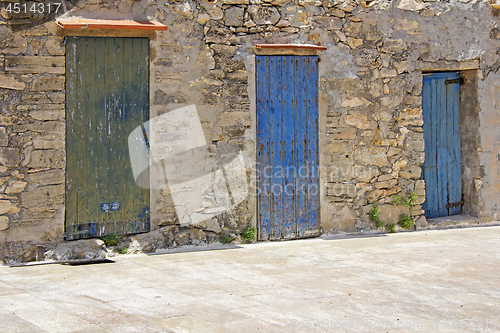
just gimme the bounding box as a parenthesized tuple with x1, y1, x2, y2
(0, 227, 499, 332)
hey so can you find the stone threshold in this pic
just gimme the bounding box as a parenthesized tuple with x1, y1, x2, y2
(426, 214, 500, 230)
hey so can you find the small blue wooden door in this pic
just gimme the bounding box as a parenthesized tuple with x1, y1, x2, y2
(256, 55, 320, 240)
(422, 72, 462, 218)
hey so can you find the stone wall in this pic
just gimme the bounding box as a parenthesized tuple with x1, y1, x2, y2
(1, 14, 66, 261)
(1, 0, 500, 262)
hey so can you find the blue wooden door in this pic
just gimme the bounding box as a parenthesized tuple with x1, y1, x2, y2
(422, 72, 462, 218)
(65, 37, 150, 240)
(256, 55, 320, 240)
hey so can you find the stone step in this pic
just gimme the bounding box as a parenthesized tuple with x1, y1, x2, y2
(426, 215, 500, 229)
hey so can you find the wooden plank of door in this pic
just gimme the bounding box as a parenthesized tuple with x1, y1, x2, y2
(142, 37, 151, 231)
(282, 56, 295, 239)
(140, 37, 150, 230)
(436, 77, 449, 217)
(256, 55, 271, 240)
(123, 38, 136, 224)
(133, 37, 150, 230)
(447, 74, 462, 215)
(95, 37, 107, 234)
(270, 56, 283, 240)
(104, 37, 116, 235)
(65, 37, 78, 237)
(306, 56, 319, 232)
(430, 78, 440, 218)
(113, 38, 125, 231)
(85, 37, 98, 232)
(427, 77, 439, 218)
(296, 56, 307, 236)
(75, 38, 88, 230)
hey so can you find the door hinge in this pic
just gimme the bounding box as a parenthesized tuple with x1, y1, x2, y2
(445, 200, 463, 209)
(445, 78, 464, 85)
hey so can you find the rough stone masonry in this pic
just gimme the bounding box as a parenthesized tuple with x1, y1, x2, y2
(1, 0, 500, 262)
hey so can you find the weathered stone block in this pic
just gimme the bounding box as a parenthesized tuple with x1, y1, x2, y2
(355, 165, 380, 182)
(153, 90, 188, 105)
(5, 180, 27, 194)
(0, 216, 8, 231)
(411, 205, 425, 216)
(386, 186, 402, 196)
(340, 0, 356, 12)
(44, 239, 106, 261)
(404, 132, 425, 151)
(45, 36, 65, 56)
(374, 179, 398, 189)
(327, 183, 356, 197)
(31, 76, 65, 91)
(198, 13, 211, 25)
(387, 147, 402, 157)
(0, 200, 20, 215)
(173, 2, 193, 18)
(30, 108, 64, 121)
(415, 179, 425, 190)
(326, 140, 353, 154)
(193, 218, 222, 233)
(372, 68, 398, 80)
(21, 185, 64, 211)
(0, 147, 19, 167)
(354, 147, 389, 167)
(281, 26, 299, 33)
(210, 44, 238, 57)
(206, 6, 223, 20)
(328, 159, 354, 182)
(415, 195, 425, 205)
(222, 0, 249, 4)
(346, 37, 363, 49)
(0, 74, 25, 90)
(33, 134, 64, 149)
(248, 5, 280, 25)
(415, 189, 425, 196)
(217, 112, 250, 127)
(0, 128, 8, 146)
(225, 70, 248, 81)
(27, 149, 65, 168)
(398, 107, 423, 127)
(379, 204, 409, 225)
(322, 203, 356, 233)
(380, 39, 407, 54)
(415, 215, 428, 229)
(394, 61, 410, 74)
(378, 173, 394, 182)
(392, 158, 408, 177)
(5, 56, 65, 74)
(225, 7, 244, 26)
(329, 128, 356, 140)
(399, 165, 421, 179)
(26, 169, 65, 187)
(312, 16, 342, 30)
(367, 189, 386, 203)
(346, 113, 371, 129)
(1, 31, 27, 55)
(341, 96, 371, 108)
(381, 95, 403, 108)
(12, 121, 65, 135)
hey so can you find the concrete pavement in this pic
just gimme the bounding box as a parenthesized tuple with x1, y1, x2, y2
(1, 226, 500, 333)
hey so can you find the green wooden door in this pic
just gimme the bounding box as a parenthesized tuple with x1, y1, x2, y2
(65, 37, 150, 240)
